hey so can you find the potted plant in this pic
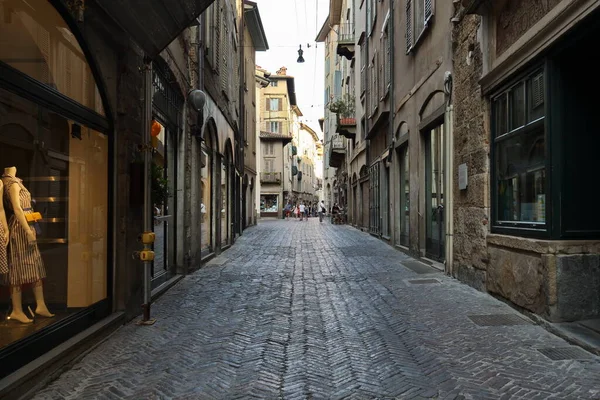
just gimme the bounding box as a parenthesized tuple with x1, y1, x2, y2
(151, 162, 170, 208)
(327, 94, 355, 118)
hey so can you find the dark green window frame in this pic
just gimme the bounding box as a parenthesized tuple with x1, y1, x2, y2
(491, 63, 550, 237)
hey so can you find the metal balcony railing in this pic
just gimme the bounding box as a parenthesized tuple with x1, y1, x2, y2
(260, 172, 281, 183)
(337, 23, 354, 44)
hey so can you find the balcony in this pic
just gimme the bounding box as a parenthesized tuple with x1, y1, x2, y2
(336, 112, 357, 140)
(328, 135, 346, 168)
(260, 172, 281, 184)
(336, 23, 355, 60)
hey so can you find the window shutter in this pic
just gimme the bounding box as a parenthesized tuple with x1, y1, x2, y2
(278, 98, 282, 111)
(532, 73, 544, 108)
(266, 99, 270, 111)
(406, 0, 413, 52)
(425, 0, 433, 23)
(220, 9, 228, 94)
(215, 3, 221, 71)
(334, 71, 342, 100)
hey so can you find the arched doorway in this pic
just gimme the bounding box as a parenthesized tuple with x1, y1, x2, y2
(359, 166, 369, 229)
(219, 139, 233, 249)
(201, 119, 218, 258)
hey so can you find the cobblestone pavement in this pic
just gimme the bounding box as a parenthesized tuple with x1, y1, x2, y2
(33, 219, 600, 399)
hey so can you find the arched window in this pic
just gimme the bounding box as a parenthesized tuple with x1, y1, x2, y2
(0, 0, 105, 115)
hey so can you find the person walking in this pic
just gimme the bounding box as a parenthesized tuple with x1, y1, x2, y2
(299, 202, 306, 221)
(319, 200, 326, 223)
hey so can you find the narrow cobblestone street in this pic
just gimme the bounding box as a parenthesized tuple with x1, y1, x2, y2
(33, 219, 600, 400)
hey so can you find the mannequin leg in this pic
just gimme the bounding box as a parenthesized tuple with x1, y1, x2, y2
(33, 281, 54, 318)
(9, 286, 32, 323)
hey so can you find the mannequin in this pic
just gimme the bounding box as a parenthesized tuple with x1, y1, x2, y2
(2, 166, 53, 323)
(0, 180, 8, 277)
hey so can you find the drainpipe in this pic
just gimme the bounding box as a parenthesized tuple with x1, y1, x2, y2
(444, 72, 454, 276)
(388, 0, 395, 235)
(141, 59, 153, 322)
(238, 5, 245, 235)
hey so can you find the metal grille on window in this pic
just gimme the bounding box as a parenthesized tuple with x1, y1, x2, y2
(406, 0, 413, 52)
(425, 0, 433, 23)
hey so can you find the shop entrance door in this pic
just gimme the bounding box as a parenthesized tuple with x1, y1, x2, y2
(152, 122, 177, 287)
(425, 123, 445, 261)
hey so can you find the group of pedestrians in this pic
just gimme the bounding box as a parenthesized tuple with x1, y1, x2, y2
(284, 202, 310, 221)
(284, 200, 329, 222)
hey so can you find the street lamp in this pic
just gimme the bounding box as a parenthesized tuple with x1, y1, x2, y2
(297, 45, 305, 63)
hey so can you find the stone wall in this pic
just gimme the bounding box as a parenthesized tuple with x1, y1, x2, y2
(451, 12, 489, 291)
(495, 0, 561, 56)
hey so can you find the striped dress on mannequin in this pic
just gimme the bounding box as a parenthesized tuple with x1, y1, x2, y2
(0, 220, 7, 277)
(1, 174, 46, 286)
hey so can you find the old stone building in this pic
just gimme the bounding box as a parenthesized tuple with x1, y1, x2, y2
(319, 0, 456, 263)
(0, 0, 267, 394)
(452, 0, 600, 322)
(257, 66, 299, 219)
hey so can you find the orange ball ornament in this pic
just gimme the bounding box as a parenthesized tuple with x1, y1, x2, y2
(151, 120, 162, 137)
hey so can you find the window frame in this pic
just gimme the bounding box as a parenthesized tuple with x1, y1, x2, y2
(406, 0, 434, 54)
(491, 62, 551, 238)
(269, 121, 281, 133)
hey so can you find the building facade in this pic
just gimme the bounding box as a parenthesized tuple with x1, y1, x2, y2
(294, 123, 322, 205)
(257, 67, 298, 219)
(0, 0, 266, 394)
(452, 0, 600, 322)
(319, 0, 454, 255)
(241, 1, 268, 229)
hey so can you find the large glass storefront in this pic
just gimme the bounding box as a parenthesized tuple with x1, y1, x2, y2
(0, 0, 110, 377)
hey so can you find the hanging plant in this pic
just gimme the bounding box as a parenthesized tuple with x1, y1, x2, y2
(151, 162, 170, 208)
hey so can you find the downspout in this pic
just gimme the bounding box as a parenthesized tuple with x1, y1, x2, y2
(238, 5, 245, 235)
(141, 59, 153, 322)
(388, 0, 395, 237)
(444, 72, 454, 275)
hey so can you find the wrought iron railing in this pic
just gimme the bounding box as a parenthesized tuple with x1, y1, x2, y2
(337, 23, 354, 44)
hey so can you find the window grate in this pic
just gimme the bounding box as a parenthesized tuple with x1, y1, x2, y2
(406, 0, 413, 52)
(425, 0, 433, 23)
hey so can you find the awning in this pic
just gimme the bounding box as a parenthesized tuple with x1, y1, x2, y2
(97, 0, 216, 58)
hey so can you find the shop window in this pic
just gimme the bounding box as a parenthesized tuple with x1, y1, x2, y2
(492, 68, 546, 231)
(260, 194, 278, 213)
(0, 88, 108, 347)
(0, 0, 105, 115)
(200, 147, 212, 255)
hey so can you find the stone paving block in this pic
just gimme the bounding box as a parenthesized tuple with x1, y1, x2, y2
(31, 219, 600, 399)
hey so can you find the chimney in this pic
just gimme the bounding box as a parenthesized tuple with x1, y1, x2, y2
(276, 66, 287, 75)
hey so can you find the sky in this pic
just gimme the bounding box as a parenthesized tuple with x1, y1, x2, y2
(254, 0, 330, 139)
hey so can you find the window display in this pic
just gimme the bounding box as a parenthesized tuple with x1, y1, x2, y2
(0, 88, 108, 348)
(260, 195, 278, 213)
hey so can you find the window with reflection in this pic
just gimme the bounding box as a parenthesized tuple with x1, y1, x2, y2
(0, 0, 105, 115)
(0, 87, 108, 348)
(493, 68, 546, 229)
